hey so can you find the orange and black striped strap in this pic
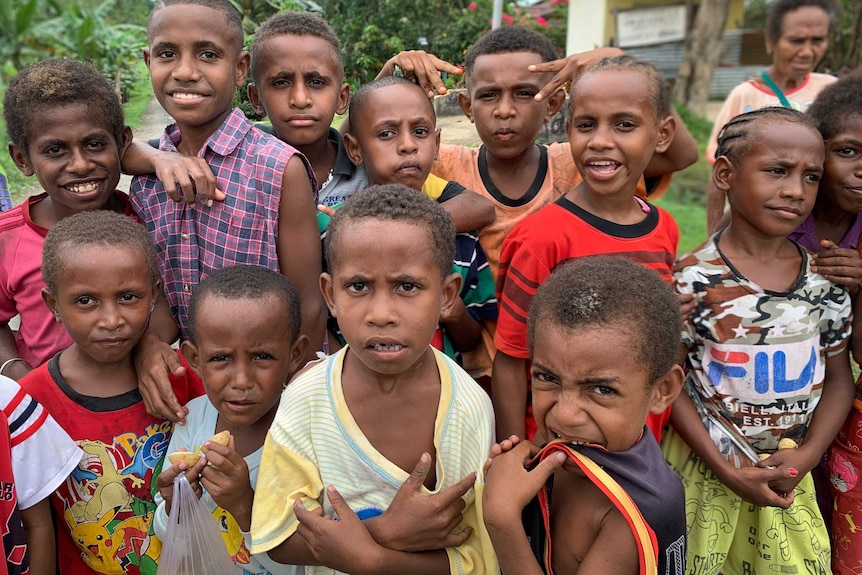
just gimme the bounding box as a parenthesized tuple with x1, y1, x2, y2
(535, 439, 659, 575)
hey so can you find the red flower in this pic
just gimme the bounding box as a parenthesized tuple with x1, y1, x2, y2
(536, 15, 548, 26)
(468, 2, 477, 9)
(502, 12, 514, 25)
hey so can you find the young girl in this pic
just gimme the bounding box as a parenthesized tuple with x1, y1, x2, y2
(664, 107, 854, 574)
(18, 211, 202, 575)
(493, 55, 681, 441)
(790, 76, 862, 575)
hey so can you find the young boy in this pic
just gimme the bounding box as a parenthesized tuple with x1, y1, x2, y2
(246, 11, 494, 232)
(493, 56, 680, 441)
(131, 0, 324, 350)
(250, 185, 498, 575)
(483, 257, 686, 575)
(0, 59, 135, 380)
(153, 265, 308, 575)
(340, 76, 497, 364)
(19, 211, 201, 575)
(388, 26, 697, 277)
(0, 375, 82, 575)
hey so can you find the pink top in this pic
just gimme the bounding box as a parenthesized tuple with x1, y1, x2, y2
(0, 191, 134, 368)
(706, 73, 836, 162)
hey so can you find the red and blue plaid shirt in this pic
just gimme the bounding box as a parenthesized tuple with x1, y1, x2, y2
(131, 108, 313, 338)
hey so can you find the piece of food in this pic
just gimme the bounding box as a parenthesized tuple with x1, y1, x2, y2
(167, 451, 202, 467)
(778, 438, 798, 450)
(201, 430, 230, 453)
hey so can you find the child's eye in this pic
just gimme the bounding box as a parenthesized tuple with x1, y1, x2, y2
(200, 50, 219, 60)
(272, 79, 290, 88)
(308, 78, 326, 87)
(413, 127, 429, 137)
(254, 353, 275, 361)
(377, 130, 395, 139)
(75, 296, 93, 306)
(85, 140, 106, 151)
(515, 90, 537, 99)
(399, 282, 419, 292)
(532, 372, 558, 385)
(575, 121, 595, 131)
(119, 293, 140, 303)
(156, 50, 176, 59)
(616, 120, 636, 130)
(591, 385, 618, 396)
(346, 282, 368, 292)
(477, 92, 497, 101)
(208, 354, 229, 362)
(43, 145, 64, 156)
(804, 173, 822, 183)
(766, 167, 786, 175)
(836, 146, 860, 158)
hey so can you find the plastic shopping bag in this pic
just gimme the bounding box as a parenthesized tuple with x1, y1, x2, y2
(157, 474, 236, 575)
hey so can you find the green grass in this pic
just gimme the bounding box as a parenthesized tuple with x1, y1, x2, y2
(654, 190, 708, 256)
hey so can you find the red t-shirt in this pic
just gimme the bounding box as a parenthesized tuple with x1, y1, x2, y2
(19, 352, 203, 575)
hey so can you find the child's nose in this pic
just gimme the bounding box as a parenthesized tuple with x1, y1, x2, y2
(67, 147, 95, 174)
(396, 133, 418, 154)
(97, 303, 124, 331)
(171, 54, 201, 82)
(494, 94, 516, 119)
(290, 83, 312, 109)
(365, 292, 397, 326)
(588, 125, 613, 150)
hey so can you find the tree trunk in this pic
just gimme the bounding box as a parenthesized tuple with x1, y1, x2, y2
(673, 0, 732, 115)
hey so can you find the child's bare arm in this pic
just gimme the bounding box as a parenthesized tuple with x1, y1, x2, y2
(483, 441, 566, 575)
(134, 295, 188, 424)
(439, 298, 483, 353)
(295, 486, 452, 575)
(277, 156, 326, 356)
(0, 324, 31, 381)
(122, 139, 222, 205)
(492, 351, 528, 440)
(21, 498, 54, 575)
(670, 391, 795, 508)
(577, 509, 639, 575)
(439, 190, 495, 232)
(760, 349, 855, 495)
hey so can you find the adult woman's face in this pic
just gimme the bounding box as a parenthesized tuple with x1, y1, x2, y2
(768, 6, 830, 82)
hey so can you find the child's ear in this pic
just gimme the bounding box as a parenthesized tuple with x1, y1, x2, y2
(247, 83, 267, 117)
(8, 143, 34, 177)
(288, 334, 309, 376)
(343, 133, 363, 167)
(320, 272, 338, 317)
(654, 114, 676, 154)
(149, 281, 163, 315)
(648, 364, 684, 416)
(458, 91, 474, 123)
(335, 83, 350, 116)
(179, 340, 202, 374)
(234, 51, 251, 88)
(433, 128, 441, 160)
(119, 125, 133, 156)
(712, 156, 735, 193)
(544, 88, 567, 122)
(41, 288, 61, 322)
(143, 47, 151, 70)
(439, 273, 462, 317)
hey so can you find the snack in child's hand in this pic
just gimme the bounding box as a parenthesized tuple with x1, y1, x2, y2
(778, 438, 798, 450)
(167, 431, 231, 466)
(167, 450, 202, 467)
(201, 430, 230, 452)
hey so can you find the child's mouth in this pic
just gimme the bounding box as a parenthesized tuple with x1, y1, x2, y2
(171, 92, 203, 101)
(65, 181, 101, 194)
(588, 160, 620, 175)
(369, 343, 404, 351)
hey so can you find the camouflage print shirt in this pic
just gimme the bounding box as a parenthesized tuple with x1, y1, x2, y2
(674, 233, 851, 465)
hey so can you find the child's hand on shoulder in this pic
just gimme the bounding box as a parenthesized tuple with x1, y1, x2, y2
(811, 240, 862, 294)
(198, 435, 253, 528)
(717, 458, 797, 509)
(369, 452, 475, 552)
(295, 486, 385, 575)
(150, 150, 224, 207)
(156, 455, 207, 514)
(483, 441, 566, 526)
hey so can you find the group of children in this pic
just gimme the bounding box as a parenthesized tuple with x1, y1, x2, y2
(0, 0, 861, 573)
